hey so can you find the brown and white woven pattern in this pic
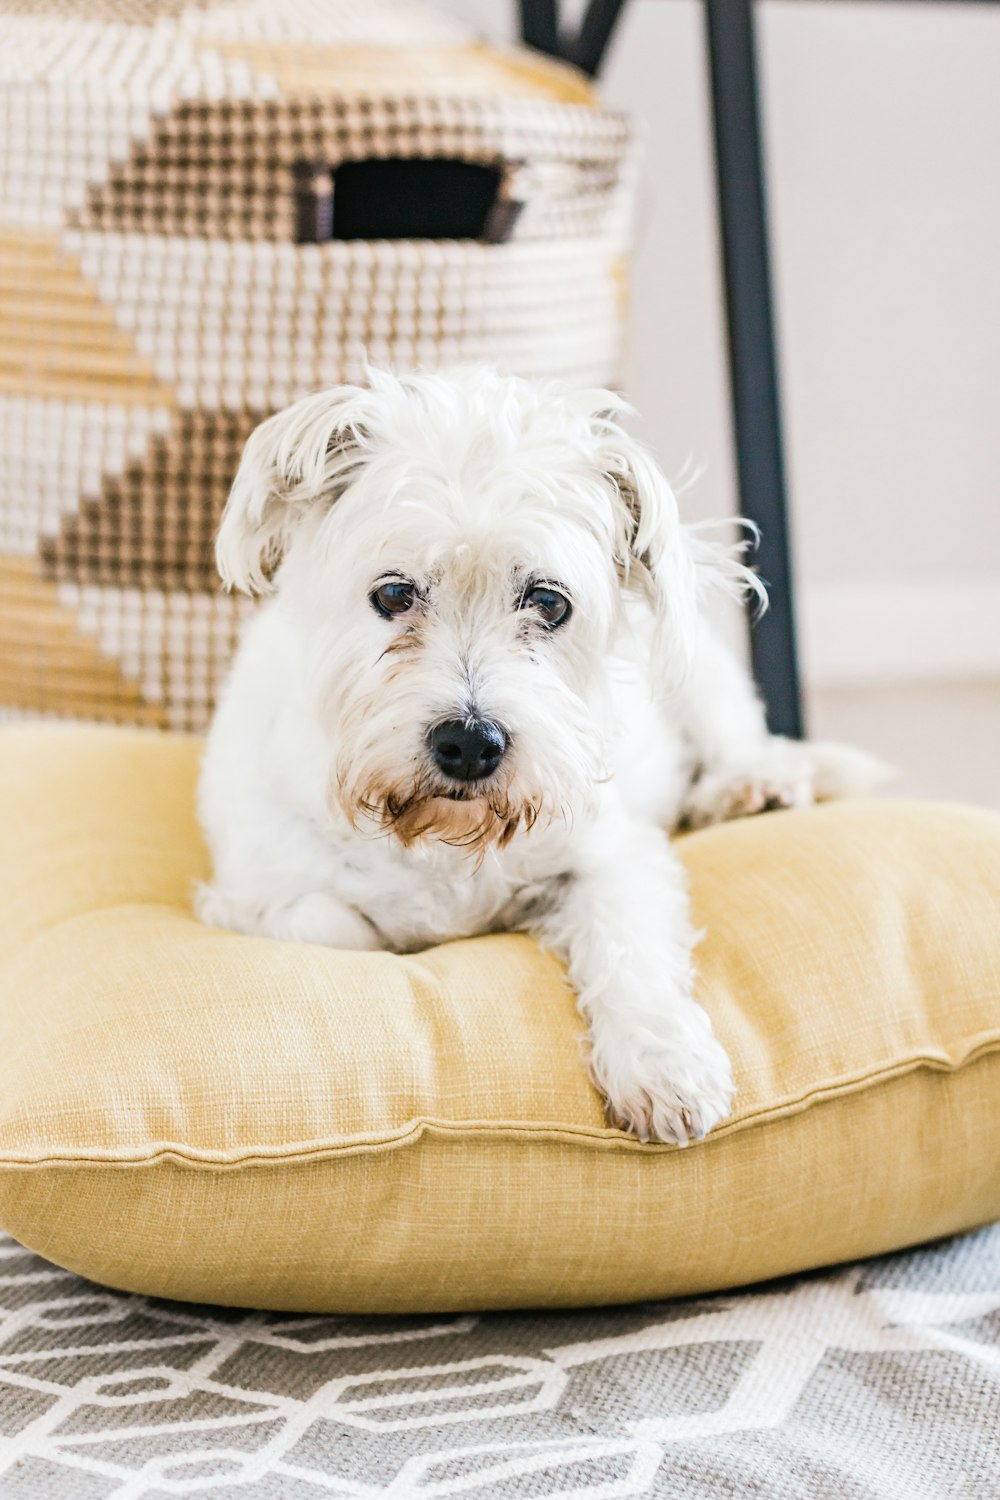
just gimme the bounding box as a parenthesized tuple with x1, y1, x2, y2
(0, 0, 636, 729)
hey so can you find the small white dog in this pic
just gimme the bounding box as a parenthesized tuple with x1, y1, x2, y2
(197, 366, 882, 1145)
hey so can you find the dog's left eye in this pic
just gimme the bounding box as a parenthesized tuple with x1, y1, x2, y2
(370, 580, 416, 618)
(520, 585, 571, 628)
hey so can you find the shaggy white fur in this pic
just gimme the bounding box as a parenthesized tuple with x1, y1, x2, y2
(197, 366, 885, 1144)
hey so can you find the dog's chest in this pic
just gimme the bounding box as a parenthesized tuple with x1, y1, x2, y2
(326, 836, 535, 952)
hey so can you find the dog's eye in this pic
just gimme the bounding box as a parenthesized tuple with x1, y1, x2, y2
(370, 580, 416, 618)
(520, 585, 571, 628)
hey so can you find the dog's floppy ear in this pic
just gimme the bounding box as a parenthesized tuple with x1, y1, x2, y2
(595, 408, 766, 687)
(216, 385, 371, 595)
(595, 415, 701, 685)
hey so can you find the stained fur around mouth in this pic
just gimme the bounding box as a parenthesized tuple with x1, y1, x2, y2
(342, 770, 543, 855)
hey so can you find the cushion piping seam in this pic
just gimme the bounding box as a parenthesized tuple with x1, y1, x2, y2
(0, 1039, 998, 1168)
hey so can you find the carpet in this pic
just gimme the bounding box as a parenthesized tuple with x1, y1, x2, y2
(0, 1225, 997, 1497)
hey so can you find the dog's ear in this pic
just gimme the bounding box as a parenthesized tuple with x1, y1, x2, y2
(597, 412, 767, 687)
(216, 385, 370, 595)
(597, 419, 701, 685)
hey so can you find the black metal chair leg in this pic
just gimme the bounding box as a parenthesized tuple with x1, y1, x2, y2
(519, 0, 627, 77)
(519, 0, 559, 57)
(704, 0, 804, 737)
(565, 0, 628, 75)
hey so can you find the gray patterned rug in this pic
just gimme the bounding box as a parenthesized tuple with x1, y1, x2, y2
(0, 1225, 997, 1498)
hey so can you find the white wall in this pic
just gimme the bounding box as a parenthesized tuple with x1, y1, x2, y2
(441, 0, 1000, 685)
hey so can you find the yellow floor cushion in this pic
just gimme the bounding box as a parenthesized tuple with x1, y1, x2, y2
(1, 723, 999, 1313)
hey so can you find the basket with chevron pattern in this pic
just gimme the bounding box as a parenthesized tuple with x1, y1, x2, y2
(0, 0, 636, 729)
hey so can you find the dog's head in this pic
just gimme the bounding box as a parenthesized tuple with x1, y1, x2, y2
(216, 366, 761, 852)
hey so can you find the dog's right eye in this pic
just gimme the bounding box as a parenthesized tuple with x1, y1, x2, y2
(370, 580, 416, 618)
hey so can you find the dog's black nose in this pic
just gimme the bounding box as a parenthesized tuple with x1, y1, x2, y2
(429, 718, 507, 783)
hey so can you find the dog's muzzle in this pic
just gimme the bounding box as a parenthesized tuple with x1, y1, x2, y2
(428, 718, 507, 784)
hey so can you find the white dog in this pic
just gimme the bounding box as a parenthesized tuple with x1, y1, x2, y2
(197, 366, 882, 1145)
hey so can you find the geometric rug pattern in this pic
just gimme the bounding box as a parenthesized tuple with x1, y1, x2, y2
(0, 1224, 997, 1498)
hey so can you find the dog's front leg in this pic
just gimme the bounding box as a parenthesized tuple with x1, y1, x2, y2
(676, 630, 889, 829)
(196, 881, 383, 949)
(526, 819, 733, 1145)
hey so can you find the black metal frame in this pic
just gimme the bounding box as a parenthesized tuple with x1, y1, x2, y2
(704, 0, 801, 736)
(518, 0, 559, 56)
(519, 0, 803, 736)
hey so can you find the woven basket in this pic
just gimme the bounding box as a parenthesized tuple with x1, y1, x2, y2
(0, 0, 636, 730)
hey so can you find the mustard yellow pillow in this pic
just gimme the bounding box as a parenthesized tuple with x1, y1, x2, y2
(1, 724, 999, 1313)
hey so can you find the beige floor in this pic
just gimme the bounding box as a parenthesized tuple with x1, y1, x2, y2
(807, 680, 1000, 811)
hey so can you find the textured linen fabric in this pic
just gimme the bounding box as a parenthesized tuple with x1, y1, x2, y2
(0, 1223, 998, 1497)
(0, 723, 999, 1314)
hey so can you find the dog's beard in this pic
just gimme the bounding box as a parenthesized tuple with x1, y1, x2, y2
(331, 678, 602, 858)
(385, 786, 539, 853)
(337, 769, 544, 856)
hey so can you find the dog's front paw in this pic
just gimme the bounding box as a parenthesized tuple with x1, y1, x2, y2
(196, 884, 382, 949)
(681, 737, 891, 831)
(595, 1024, 735, 1146)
